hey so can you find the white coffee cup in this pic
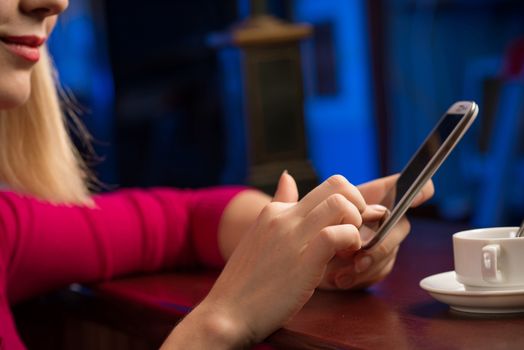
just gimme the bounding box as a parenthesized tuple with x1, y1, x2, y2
(453, 227, 524, 290)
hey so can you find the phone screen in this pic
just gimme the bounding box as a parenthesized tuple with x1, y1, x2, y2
(361, 111, 472, 248)
(381, 113, 464, 211)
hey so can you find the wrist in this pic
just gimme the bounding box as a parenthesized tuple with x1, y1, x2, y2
(162, 300, 254, 349)
(195, 301, 253, 349)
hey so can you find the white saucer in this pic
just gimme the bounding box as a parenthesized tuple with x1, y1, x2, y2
(419, 271, 524, 314)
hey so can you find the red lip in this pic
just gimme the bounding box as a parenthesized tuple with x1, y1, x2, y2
(1, 35, 45, 63)
(3, 35, 46, 47)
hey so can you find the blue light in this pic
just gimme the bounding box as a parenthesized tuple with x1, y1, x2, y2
(294, 0, 379, 185)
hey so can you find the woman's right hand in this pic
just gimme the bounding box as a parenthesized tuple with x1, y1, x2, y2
(162, 173, 366, 348)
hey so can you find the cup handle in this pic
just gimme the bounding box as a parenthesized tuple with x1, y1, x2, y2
(481, 244, 503, 283)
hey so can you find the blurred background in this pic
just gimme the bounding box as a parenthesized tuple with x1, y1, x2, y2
(47, 0, 524, 227)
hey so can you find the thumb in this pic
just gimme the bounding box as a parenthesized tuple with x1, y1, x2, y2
(272, 170, 299, 203)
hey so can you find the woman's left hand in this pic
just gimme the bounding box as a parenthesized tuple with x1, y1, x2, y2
(318, 174, 434, 290)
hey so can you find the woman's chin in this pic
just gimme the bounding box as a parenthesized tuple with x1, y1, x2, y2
(0, 77, 31, 110)
(0, 94, 30, 110)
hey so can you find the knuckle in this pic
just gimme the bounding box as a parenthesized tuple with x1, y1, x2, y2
(375, 243, 390, 258)
(382, 259, 396, 277)
(326, 193, 347, 210)
(260, 202, 280, 220)
(398, 217, 411, 236)
(369, 263, 395, 285)
(345, 223, 358, 235)
(318, 227, 335, 245)
(392, 246, 400, 257)
(259, 204, 272, 219)
(268, 201, 282, 213)
(351, 208, 363, 227)
(326, 195, 362, 227)
(326, 174, 350, 190)
(348, 187, 366, 212)
(404, 219, 411, 233)
(325, 175, 365, 212)
(427, 180, 435, 194)
(267, 217, 281, 230)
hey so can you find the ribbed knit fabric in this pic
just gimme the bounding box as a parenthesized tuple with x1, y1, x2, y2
(0, 187, 245, 349)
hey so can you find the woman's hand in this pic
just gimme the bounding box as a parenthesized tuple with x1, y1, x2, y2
(163, 173, 366, 348)
(318, 174, 435, 290)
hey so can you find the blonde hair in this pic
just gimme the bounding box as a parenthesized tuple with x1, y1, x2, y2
(0, 46, 92, 205)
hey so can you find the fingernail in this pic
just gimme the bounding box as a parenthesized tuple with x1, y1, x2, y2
(355, 256, 372, 273)
(362, 204, 390, 225)
(282, 169, 289, 176)
(414, 191, 424, 203)
(335, 274, 354, 289)
(368, 204, 388, 215)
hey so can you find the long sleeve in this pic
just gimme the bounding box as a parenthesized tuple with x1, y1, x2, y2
(0, 186, 246, 350)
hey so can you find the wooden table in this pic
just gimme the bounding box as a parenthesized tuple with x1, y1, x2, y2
(15, 219, 524, 349)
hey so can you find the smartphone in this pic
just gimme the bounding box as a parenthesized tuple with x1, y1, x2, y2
(360, 101, 478, 249)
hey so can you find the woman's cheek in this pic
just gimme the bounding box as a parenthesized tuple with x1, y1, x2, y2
(45, 16, 58, 36)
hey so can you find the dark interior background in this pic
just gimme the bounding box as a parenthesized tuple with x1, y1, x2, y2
(47, 0, 524, 227)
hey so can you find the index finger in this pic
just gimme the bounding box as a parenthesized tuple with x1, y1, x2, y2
(358, 175, 434, 208)
(295, 175, 366, 216)
(358, 174, 399, 204)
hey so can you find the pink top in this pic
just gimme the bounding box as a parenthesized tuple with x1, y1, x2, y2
(0, 187, 245, 349)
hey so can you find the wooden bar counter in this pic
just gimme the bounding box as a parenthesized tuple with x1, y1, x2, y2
(15, 219, 524, 349)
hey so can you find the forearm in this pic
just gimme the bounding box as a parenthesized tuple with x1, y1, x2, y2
(217, 189, 270, 260)
(162, 190, 270, 349)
